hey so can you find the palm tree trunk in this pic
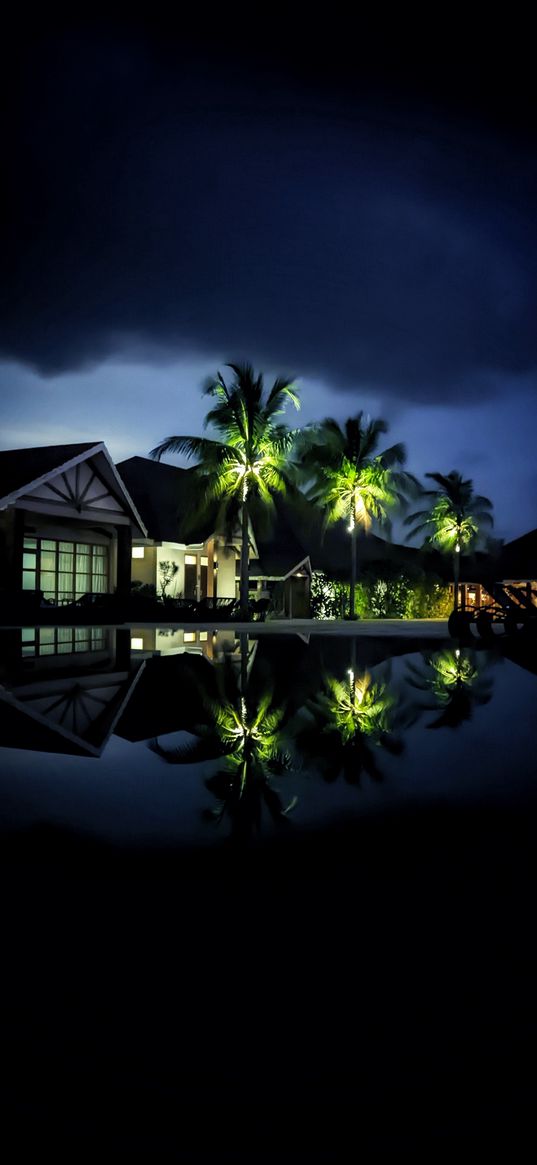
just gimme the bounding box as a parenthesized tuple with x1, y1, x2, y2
(349, 525, 357, 618)
(453, 550, 460, 612)
(240, 500, 250, 620)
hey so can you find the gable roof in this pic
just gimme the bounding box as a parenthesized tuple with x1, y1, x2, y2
(0, 443, 96, 501)
(498, 528, 537, 579)
(0, 442, 147, 534)
(250, 497, 311, 578)
(116, 456, 217, 543)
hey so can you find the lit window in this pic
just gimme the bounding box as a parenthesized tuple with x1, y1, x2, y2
(183, 632, 197, 643)
(199, 632, 208, 641)
(200, 556, 208, 566)
(131, 637, 144, 650)
(185, 554, 197, 565)
(132, 546, 145, 559)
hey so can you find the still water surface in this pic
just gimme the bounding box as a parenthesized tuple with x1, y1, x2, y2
(2, 626, 536, 1152)
(1, 625, 536, 844)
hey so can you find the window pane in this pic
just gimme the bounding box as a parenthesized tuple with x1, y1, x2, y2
(76, 573, 91, 592)
(40, 629, 55, 644)
(58, 643, 72, 654)
(41, 540, 56, 550)
(76, 553, 89, 571)
(24, 537, 37, 548)
(93, 545, 106, 557)
(59, 542, 73, 552)
(40, 644, 55, 656)
(23, 552, 36, 569)
(58, 628, 72, 643)
(40, 551, 56, 571)
(77, 543, 90, 553)
(22, 646, 36, 657)
(21, 628, 36, 641)
(40, 571, 56, 591)
(59, 552, 73, 572)
(22, 570, 36, 590)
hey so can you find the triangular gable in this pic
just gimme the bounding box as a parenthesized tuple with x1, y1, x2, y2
(1, 443, 147, 535)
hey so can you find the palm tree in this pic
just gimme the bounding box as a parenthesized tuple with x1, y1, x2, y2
(404, 647, 494, 729)
(149, 653, 297, 842)
(403, 472, 493, 612)
(297, 414, 413, 618)
(295, 661, 402, 785)
(150, 363, 300, 618)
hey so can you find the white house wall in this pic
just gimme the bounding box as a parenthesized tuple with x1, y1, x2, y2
(216, 543, 237, 599)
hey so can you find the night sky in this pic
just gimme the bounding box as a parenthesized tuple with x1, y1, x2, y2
(2, 16, 536, 541)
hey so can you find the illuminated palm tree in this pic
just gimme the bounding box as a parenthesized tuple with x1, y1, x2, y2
(150, 363, 299, 618)
(404, 647, 494, 729)
(149, 655, 297, 841)
(404, 471, 493, 612)
(296, 663, 402, 784)
(297, 414, 413, 618)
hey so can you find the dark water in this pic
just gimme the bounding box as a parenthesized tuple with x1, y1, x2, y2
(1, 626, 536, 1153)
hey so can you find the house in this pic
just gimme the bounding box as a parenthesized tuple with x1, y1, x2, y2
(0, 626, 143, 756)
(116, 456, 251, 602)
(247, 498, 312, 617)
(0, 443, 147, 610)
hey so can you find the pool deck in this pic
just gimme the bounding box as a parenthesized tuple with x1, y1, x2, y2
(128, 618, 451, 638)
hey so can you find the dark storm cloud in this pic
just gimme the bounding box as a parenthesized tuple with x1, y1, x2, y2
(2, 25, 536, 402)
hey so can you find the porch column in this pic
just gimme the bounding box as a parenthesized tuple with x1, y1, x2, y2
(115, 525, 132, 603)
(1, 508, 25, 595)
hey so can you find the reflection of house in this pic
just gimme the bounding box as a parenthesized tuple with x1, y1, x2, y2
(116, 457, 242, 600)
(0, 443, 146, 607)
(458, 530, 537, 609)
(0, 627, 142, 756)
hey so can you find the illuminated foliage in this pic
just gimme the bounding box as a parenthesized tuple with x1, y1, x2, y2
(149, 655, 297, 840)
(297, 414, 415, 617)
(404, 471, 493, 611)
(310, 569, 452, 620)
(405, 647, 494, 728)
(150, 362, 300, 617)
(296, 665, 402, 784)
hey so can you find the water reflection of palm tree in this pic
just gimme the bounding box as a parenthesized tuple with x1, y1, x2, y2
(150, 656, 297, 841)
(296, 665, 402, 785)
(405, 647, 493, 729)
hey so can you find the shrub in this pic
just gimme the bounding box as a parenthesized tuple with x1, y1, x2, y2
(310, 568, 451, 619)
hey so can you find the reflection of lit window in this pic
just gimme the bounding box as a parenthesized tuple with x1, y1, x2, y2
(131, 637, 144, 650)
(184, 632, 197, 643)
(132, 546, 145, 559)
(199, 632, 208, 641)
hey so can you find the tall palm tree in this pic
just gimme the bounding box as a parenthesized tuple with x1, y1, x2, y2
(150, 363, 300, 618)
(404, 647, 494, 729)
(295, 661, 402, 785)
(403, 471, 493, 612)
(149, 652, 298, 842)
(298, 414, 412, 619)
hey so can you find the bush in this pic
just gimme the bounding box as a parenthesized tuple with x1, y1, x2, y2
(310, 568, 451, 620)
